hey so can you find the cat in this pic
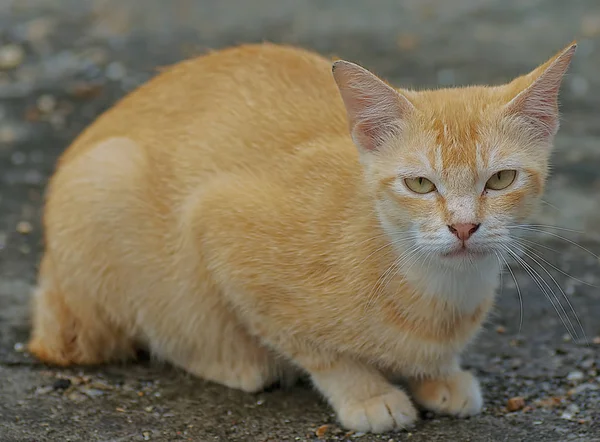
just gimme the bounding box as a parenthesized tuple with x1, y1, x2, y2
(28, 41, 576, 433)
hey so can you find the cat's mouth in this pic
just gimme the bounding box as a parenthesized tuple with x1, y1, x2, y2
(442, 246, 488, 259)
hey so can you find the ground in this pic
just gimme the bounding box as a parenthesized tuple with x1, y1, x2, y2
(0, 1, 600, 441)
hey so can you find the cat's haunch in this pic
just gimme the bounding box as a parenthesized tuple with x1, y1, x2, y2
(28, 41, 575, 433)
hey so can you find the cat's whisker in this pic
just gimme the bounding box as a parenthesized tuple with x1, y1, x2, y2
(508, 226, 599, 260)
(376, 247, 428, 308)
(541, 200, 561, 212)
(354, 232, 405, 248)
(500, 244, 578, 342)
(508, 242, 588, 345)
(509, 224, 586, 235)
(515, 237, 560, 254)
(495, 250, 523, 335)
(512, 240, 598, 288)
(356, 235, 420, 267)
(366, 245, 422, 310)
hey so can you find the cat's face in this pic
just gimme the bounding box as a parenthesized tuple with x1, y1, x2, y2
(333, 43, 575, 267)
(371, 88, 549, 265)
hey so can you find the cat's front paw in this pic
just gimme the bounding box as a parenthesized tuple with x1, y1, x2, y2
(337, 388, 418, 433)
(410, 370, 482, 417)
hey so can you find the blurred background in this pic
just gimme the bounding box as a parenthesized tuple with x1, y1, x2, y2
(0, 1, 599, 441)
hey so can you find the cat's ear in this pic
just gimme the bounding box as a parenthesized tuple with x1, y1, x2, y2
(332, 60, 414, 153)
(504, 42, 576, 142)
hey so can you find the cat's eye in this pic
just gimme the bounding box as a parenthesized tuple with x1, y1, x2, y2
(404, 177, 436, 194)
(485, 170, 517, 191)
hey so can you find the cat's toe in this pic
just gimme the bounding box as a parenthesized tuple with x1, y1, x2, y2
(337, 388, 418, 433)
(410, 370, 483, 417)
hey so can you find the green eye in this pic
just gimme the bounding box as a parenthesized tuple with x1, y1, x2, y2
(404, 177, 436, 194)
(485, 170, 517, 191)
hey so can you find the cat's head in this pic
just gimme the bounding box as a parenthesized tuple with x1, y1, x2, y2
(333, 43, 576, 267)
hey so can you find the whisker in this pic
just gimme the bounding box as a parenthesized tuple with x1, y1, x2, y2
(509, 226, 599, 260)
(514, 241, 598, 288)
(365, 244, 420, 309)
(495, 250, 523, 335)
(511, 243, 588, 344)
(501, 245, 578, 341)
(516, 237, 560, 254)
(541, 200, 561, 212)
(357, 235, 419, 267)
(369, 245, 422, 305)
(509, 224, 585, 235)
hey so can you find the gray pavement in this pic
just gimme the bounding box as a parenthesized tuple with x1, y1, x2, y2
(0, 1, 599, 441)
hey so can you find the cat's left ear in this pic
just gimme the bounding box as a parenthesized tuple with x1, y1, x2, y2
(504, 42, 577, 142)
(332, 60, 415, 153)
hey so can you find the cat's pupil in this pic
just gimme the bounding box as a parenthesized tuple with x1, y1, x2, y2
(418, 177, 423, 185)
(496, 172, 502, 180)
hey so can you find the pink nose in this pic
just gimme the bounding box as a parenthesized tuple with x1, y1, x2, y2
(448, 223, 480, 241)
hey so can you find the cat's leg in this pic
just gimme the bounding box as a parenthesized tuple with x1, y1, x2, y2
(298, 355, 418, 433)
(28, 254, 136, 366)
(407, 359, 483, 417)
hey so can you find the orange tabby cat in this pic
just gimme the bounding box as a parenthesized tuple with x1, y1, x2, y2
(28, 41, 575, 433)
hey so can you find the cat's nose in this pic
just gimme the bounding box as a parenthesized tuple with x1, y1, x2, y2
(448, 223, 480, 241)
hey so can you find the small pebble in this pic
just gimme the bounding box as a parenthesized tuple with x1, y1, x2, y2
(315, 424, 329, 438)
(568, 383, 599, 396)
(581, 359, 595, 369)
(34, 386, 54, 395)
(506, 396, 526, 412)
(36, 94, 56, 113)
(13, 342, 25, 352)
(82, 388, 104, 398)
(67, 392, 87, 402)
(0, 44, 25, 69)
(52, 379, 71, 390)
(536, 396, 563, 408)
(496, 325, 506, 334)
(142, 431, 151, 440)
(16, 221, 32, 234)
(592, 336, 600, 345)
(567, 371, 585, 382)
(561, 403, 580, 420)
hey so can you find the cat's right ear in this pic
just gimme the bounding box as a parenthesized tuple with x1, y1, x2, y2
(332, 61, 414, 153)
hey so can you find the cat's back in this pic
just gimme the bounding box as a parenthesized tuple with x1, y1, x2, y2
(43, 43, 354, 281)
(58, 43, 349, 172)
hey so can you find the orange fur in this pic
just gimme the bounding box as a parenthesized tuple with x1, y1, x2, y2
(28, 42, 575, 433)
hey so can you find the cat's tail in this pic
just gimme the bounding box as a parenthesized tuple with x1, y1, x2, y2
(27, 253, 135, 366)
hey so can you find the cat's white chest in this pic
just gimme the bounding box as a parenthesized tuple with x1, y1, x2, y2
(404, 256, 501, 313)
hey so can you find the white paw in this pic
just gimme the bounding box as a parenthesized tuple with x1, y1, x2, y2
(410, 370, 483, 417)
(337, 388, 418, 433)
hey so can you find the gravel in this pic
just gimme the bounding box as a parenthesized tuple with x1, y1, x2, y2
(0, 1, 599, 441)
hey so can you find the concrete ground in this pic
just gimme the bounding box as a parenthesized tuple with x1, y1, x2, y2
(1, 1, 600, 441)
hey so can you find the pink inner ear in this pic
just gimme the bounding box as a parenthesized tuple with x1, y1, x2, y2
(353, 118, 403, 152)
(506, 44, 576, 141)
(332, 60, 414, 153)
(514, 88, 560, 138)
